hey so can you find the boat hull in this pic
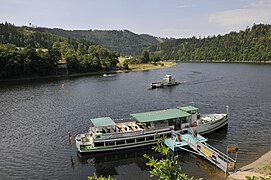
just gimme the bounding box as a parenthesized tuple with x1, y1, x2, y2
(163, 82, 180, 86)
(186, 114, 228, 135)
(77, 140, 157, 153)
(76, 129, 172, 153)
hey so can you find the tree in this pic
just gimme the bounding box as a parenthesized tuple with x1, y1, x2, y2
(122, 60, 129, 70)
(141, 50, 150, 63)
(144, 135, 201, 180)
(87, 135, 201, 180)
(88, 173, 115, 180)
(147, 24, 271, 62)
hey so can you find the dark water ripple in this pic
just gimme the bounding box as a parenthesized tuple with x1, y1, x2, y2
(0, 63, 271, 180)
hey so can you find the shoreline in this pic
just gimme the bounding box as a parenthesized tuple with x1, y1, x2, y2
(0, 62, 176, 84)
(179, 60, 271, 64)
(227, 150, 271, 180)
(1, 60, 270, 83)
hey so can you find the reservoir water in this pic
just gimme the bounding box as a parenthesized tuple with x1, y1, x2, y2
(0, 63, 271, 180)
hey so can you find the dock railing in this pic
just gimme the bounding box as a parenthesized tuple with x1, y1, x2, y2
(171, 128, 237, 174)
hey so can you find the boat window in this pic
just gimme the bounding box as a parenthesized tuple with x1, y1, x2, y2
(181, 118, 188, 123)
(137, 137, 145, 142)
(94, 142, 104, 147)
(146, 136, 154, 141)
(105, 141, 115, 146)
(126, 138, 135, 144)
(168, 120, 174, 126)
(116, 140, 125, 145)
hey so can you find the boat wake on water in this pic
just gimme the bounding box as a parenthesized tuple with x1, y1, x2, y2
(182, 77, 224, 86)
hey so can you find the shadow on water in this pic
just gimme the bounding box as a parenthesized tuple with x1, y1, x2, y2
(75, 127, 229, 179)
(77, 146, 157, 177)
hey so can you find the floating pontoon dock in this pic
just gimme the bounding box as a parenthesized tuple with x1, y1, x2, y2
(165, 130, 237, 174)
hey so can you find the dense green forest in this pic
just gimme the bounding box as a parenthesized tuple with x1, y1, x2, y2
(0, 22, 119, 79)
(1, 22, 271, 79)
(148, 24, 271, 62)
(38, 28, 162, 55)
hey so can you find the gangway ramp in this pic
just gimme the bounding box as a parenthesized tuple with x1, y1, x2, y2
(165, 130, 236, 174)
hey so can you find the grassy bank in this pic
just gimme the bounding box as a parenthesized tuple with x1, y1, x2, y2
(118, 57, 177, 71)
(0, 60, 176, 83)
(128, 61, 176, 71)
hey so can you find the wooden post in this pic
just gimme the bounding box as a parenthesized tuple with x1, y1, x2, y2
(68, 132, 72, 144)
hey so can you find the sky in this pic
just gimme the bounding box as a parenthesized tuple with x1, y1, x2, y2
(1, 0, 271, 38)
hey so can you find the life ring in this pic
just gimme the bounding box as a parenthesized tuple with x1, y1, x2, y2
(192, 122, 197, 127)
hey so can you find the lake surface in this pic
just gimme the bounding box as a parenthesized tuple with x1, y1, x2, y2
(0, 63, 271, 180)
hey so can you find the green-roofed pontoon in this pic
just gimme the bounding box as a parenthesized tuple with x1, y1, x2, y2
(178, 106, 199, 112)
(130, 108, 191, 123)
(91, 117, 116, 127)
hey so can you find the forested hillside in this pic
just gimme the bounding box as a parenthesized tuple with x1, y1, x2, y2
(148, 24, 271, 62)
(0, 23, 119, 79)
(1, 22, 271, 80)
(38, 28, 161, 55)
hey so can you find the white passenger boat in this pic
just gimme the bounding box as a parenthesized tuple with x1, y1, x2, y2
(75, 105, 228, 153)
(150, 74, 180, 88)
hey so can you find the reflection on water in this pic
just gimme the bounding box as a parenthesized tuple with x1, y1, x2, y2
(77, 146, 155, 179)
(1, 63, 271, 179)
(75, 127, 229, 179)
(76, 128, 229, 180)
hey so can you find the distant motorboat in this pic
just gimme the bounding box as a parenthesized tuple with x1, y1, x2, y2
(150, 74, 180, 88)
(103, 73, 116, 77)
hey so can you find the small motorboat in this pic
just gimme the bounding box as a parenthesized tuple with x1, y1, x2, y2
(103, 73, 116, 77)
(150, 74, 180, 88)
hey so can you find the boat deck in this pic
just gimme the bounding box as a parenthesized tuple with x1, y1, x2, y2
(165, 131, 237, 174)
(165, 133, 207, 151)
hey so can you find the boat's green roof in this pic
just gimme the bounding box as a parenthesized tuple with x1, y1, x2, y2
(130, 108, 191, 123)
(178, 106, 198, 112)
(91, 117, 116, 127)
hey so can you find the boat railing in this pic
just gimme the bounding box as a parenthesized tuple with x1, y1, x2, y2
(98, 130, 143, 139)
(144, 126, 173, 132)
(204, 143, 235, 163)
(95, 126, 172, 140)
